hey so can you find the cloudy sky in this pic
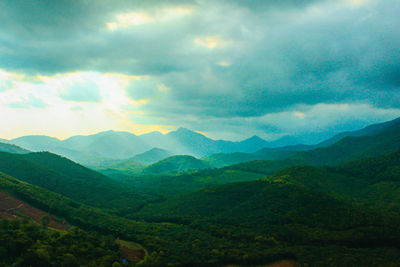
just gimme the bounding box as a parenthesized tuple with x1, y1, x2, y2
(0, 0, 399, 142)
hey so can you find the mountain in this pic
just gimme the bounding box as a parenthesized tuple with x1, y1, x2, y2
(8, 128, 271, 163)
(0, 151, 150, 212)
(11, 135, 62, 151)
(156, 128, 271, 157)
(234, 135, 270, 151)
(204, 116, 400, 167)
(8, 117, 400, 166)
(0, 142, 30, 154)
(292, 119, 400, 165)
(203, 117, 400, 170)
(131, 147, 172, 165)
(203, 150, 298, 168)
(317, 117, 400, 147)
(90, 148, 172, 176)
(224, 120, 400, 176)
(143, 155, 212, 174)
(63, 130, 151, 159)
(9, 131, 153, 164)
(93, 158, 146, 177)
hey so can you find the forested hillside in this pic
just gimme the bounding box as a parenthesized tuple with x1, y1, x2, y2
(143, 155, 212, 174)
(1, 166, 400, 266)
(0, 152, 153, 214)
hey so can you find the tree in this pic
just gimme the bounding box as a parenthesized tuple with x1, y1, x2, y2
(41, 216, 50, 229)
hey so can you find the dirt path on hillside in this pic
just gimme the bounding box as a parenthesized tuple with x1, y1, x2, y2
(0, 190, 67, 230)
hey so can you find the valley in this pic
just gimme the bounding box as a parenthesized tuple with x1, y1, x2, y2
(1, 118, 400, 266)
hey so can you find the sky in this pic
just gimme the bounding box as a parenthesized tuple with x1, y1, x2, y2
(0, 0, 400, 142)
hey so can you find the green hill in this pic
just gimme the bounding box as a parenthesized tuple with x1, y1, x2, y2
(203, 150, 297, 168)
(136, 147, 400, 222)
(94, 158, 146, 177)
(143, 155, 212, 174)
(131, 147, 172, 165)
(118, 169, 266, 196)
(89, 148, 172, 176)
(0, 142, 30, 154)
(0, 151, 150, 213)
(268, 149, 400, 213)
(291, 120, 400, 166)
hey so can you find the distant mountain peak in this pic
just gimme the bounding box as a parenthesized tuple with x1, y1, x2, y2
(171, 127, 204, 137)
(241, 135, 268, 144)
(176, 127, 192, 133)
(245, 135, 265, 141)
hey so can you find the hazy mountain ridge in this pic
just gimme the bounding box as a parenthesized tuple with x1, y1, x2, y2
(131, 148, 172, 165)
(3, 117, 400, 171)
(0, 142, 30, 154)
(6, 128, 273, 163)
(93, 117, 400, 175)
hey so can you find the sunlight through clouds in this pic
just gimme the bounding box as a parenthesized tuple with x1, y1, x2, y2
(106, 6, 194, 31)
(107, 12, 153, 30)
(194, 36, 223, 49)
(217, 61, 231, 67)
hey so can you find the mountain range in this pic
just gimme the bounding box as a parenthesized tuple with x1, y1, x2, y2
(3, 128, 271, 164)
(3, 117, 400, 168)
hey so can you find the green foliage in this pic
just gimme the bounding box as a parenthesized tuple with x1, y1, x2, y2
(90, 158, 146, 176)
(0, 219, 122, 267)
(143, 155, 212, 174)
(203, 150, 297, 168)
(112, 168, 265, 196)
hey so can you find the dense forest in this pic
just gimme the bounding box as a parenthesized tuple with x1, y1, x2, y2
(0, 220, 124, 267)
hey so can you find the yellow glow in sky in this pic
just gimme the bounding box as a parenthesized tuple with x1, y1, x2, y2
(217, 61, 231, 67)
(0, 69, 176, 139)
(293, 112, 306, 119)
(107, 12, 153, 30)
(106, 6, 193, 31)
(194, 36, 221, 49)
(345, 0, 370, 8)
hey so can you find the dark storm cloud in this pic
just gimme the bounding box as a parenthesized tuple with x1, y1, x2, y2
(121, 0, 400, 120)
